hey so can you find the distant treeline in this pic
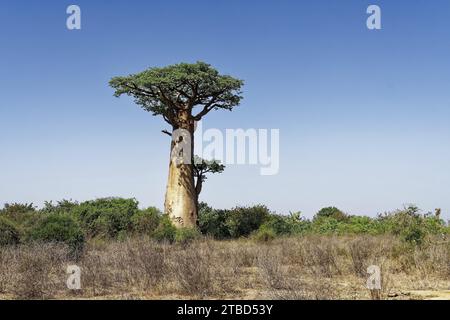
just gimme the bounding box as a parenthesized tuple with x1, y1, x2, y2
(1, 198, 448, 250)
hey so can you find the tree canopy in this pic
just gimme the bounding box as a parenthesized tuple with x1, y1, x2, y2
(193, 155, 225, 198)
(109, 61, 244, 127)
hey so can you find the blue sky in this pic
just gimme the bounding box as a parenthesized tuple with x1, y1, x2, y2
(1, 0, 449, 219)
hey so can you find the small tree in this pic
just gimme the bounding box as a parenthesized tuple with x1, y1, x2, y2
(110, 62, 243, 228)
(193, 155, 225, 206)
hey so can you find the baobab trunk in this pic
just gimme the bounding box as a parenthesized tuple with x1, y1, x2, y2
(164, 114, 197, 228)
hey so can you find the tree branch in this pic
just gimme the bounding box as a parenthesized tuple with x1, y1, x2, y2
(193, 102, 219, 120)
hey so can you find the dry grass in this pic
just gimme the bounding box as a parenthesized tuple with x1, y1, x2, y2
(0, 235, 448, 300)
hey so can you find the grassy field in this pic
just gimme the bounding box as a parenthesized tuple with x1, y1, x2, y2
(0, 235, 448, 300)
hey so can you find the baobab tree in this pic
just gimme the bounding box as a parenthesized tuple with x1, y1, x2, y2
(110, 62, 243, 228)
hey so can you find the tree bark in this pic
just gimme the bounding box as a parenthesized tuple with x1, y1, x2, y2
(164, 111, 197, 228)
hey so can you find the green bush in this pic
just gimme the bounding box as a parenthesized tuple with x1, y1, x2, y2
(199, 204, 309, 239)
(288, 212, 312, 235)
(130, 207, 161, 235)
(314, 207, 348, 222)
(311, 216, 343, 235)
(40, 200, 79, 214)
(338, 216, 380, 235)
(72, 198, 139, 238)
(225, 205, 271, 238)
(1, 203, 37, 228)
(262, 215, 291, 236)
(375, 205, 447, 245)
(253, 225, 276, 242)
(401, 224, 426, 245)
(175, 227, 201, 244)
(198, 203, 230, 239)
(152, 215, 177, 243)
(1, 203, 35, 215)
(422, 216, 447, 235)
(29, 214, 85, 250)
(0, 216, 21, 246)
(262, 211, 311, 236)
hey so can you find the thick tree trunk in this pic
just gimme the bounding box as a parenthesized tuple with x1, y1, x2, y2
(164, 112, 197, 228)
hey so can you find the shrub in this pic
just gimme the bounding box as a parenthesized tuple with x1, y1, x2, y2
(0, 216, 21, 246)
(1, 203, 37, 228)
(311, 217, 343, 235)
(422, 216, 446, 235)
(72, 198, 139, 238)
(1, 203, 35, 215)
(339, 216, 380, 235)
(40, 200, 79, 214)
(130, 207, 161, 235)
(225, 205, 270, 238)
(262, 215, 291, 236)
(169, 245, 214, 296)
(401, 224, 426, 245)
(262, 212, 311, 236)
(314, 207, 348, 222)
(152, 215, 176, 243)
(198, 203, 230, 239)
(11, 243, 70, 299)
(29, 214, 85, 250)
(376, 205, 445, 245)
(175, 227, 201, 244)
(253, 225, 276, 242)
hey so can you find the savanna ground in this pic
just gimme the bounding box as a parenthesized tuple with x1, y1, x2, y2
(0, 235, 448, 300)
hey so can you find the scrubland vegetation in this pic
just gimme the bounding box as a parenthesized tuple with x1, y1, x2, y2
(0, 198, 449, 300)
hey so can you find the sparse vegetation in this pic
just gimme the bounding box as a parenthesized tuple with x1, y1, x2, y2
(0, 235, 448, 300)
(0, 199, 448, 300)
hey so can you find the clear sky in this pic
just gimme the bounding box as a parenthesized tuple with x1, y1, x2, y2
(1, 0, 449, 219)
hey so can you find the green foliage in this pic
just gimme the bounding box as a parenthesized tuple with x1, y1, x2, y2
(199, 204, 272, 239)
(0, 216, 21, 246)
(337, 216, 381, 235)
(193, 156, 226, 198)
(2, 203, 35, 215)
(1, 203, 36, 227)
(225, 205, 271, 238)
(253, 225, 276, 242)
(2, 199, 447, 247)
(193, 156, 225, 178)
(72, 198, 139, 238)
(375, 205, 442, 245)
(175, 227, 201, 244)
(261, 215, 291, 236)
(40, 199, 79, 214)
(1, 203, 40, 237)
(311, 217, 343, 235)
(110, 61, 244, 123)
(314, 207, 348, 222)
(198, 203, 230, 239)
(29, 214, 85, 250)
(153, 215, 177, 243)
(130, 207, 161, 235)
(262, 211, 311, 236)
